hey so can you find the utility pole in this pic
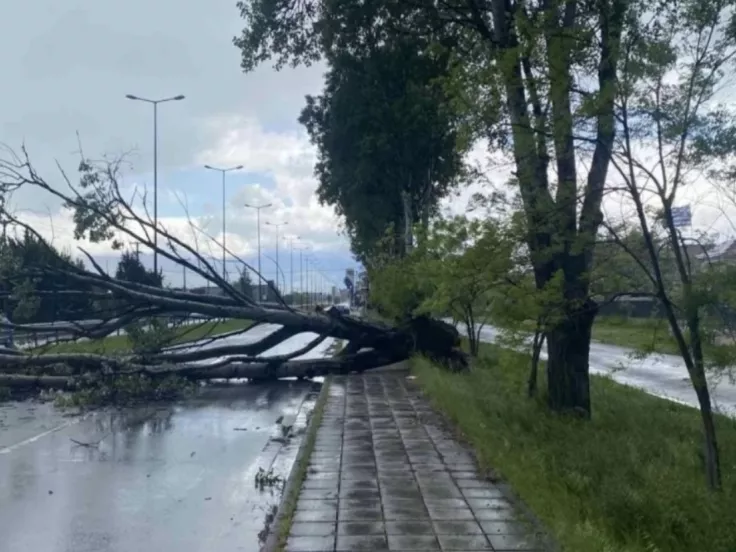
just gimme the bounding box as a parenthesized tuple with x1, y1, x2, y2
(182, 265, 187, 289)
(305, 255, 310, 308)
(125, 93, 185, 276)
(284, 236, 300, 302)
(299, 247, 304, 308)
(204, 164, 243, 281)
(244, 202, 272, 302)
(265, 221, 288, 294)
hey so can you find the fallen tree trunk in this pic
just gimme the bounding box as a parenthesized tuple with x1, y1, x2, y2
(0, 146, 468, 391)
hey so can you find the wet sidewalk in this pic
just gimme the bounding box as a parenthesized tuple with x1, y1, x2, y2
(283, 372, 549, 551)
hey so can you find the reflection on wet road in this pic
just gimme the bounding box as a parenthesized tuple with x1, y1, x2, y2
(0, 381, 319, 552)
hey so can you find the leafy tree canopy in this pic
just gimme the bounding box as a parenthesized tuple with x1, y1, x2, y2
(115, 251, 162, 288)
(297, 34, 467, 263)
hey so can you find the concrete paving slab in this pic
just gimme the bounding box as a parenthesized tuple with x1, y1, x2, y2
(280, 372, 554, 552)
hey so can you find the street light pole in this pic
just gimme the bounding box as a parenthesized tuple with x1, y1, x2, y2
(125, 93, 185, 276)
(300, 247, 304, 308)
(284, 236, 300, 302)
(265, 221, 288, 294)
(204, 164, 243, 280)
(244, 202, 272, 302)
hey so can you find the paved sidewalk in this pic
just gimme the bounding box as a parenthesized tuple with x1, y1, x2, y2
(284, 372, 549, 551)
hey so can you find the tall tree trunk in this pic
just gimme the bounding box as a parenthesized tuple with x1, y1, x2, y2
(528, 323, 545, 398)
(545, 300, 596, 417)
(694, 382, 722, 490)
(688, 312, 722, 490)
(401, 189, 414, 255)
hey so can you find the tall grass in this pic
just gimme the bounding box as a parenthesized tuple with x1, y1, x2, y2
(413, 344, 736, 552)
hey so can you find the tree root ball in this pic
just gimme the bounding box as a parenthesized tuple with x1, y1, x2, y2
(404, 315, 468, 371)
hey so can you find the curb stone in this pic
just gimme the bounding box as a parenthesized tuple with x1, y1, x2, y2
(261, 378, 331, 552)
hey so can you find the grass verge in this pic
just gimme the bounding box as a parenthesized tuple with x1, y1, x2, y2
(274, 379, 331, 551)
(412, 343, 736, 552)
(591, 316, 680, 355)
(33, 318, 253, 354)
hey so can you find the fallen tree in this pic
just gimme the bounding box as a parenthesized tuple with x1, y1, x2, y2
(0, 147, 468, 389)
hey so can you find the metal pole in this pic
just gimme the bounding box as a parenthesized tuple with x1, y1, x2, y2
(222, 170, 226, 281)
(243, 202, 271, 302)
(300, 248, 304, 308)
(126, 93, 185, 276)
(153, 101, 158, 276)
(290, 241, 294, 301)
(275, 225, 280, 293)
(257, 208, 262, 300)
(205, 165, 242, 282)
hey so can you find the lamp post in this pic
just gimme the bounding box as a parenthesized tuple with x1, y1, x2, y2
(284, 236, 300, 302)
(204, 164, 243, 280)
(298, 245, 312, 308)
(244, 202, 272, 301)
(265, 221, 288, 294)
(264, 254, 287, 291)
(125, 93, 185, 276)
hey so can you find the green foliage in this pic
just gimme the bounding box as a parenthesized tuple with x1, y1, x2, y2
(68, 159, 126, 249)
(115, 251, 162, 288)
(0, 230, 94, 323)
(415, 216, 515, 355)
(237, 0, 467, 264)
(413, 345, 736, 552)
(55, 373, 197, 409)
(298, 38, 466, 263)
(124, 317, 180, 354)
(235, 269, 253, 297)
(369, 253, 430, 323)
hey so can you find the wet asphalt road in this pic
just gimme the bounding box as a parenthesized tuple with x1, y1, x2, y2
(0, 380, 319, 552)
(463, 323, 736, 417)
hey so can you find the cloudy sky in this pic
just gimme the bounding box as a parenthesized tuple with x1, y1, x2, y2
(0, 0, 354, 291)
(1, 0, 734, 291)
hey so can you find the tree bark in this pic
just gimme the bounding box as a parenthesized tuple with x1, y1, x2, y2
(545, 302, 595, 417)
(694, 383, 722, 490)
(401, 189, 414, 255)
(528, 325, 545, 398)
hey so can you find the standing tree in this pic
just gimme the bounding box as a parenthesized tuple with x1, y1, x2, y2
(604, 0, 736, 490)
(0, 230, 93, 323)
(236, 269, 254, 299)
(235, 0, 630, 417)
(291, 8, 466, 264)
(115, 250, 163, 288)
(417, 215, 514, 357)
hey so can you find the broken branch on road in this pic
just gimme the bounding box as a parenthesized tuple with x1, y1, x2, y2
(0, 145, 468, 391)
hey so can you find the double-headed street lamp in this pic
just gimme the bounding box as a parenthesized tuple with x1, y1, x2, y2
(204, 164, 243, 280)
(244, 202, 272, 301)
(125, 93, 185, 276)
(265, 221, 288, 294)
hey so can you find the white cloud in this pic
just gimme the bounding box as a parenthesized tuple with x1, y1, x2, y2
(194, 115, 347, 253)
(4, 116, 351, 278)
